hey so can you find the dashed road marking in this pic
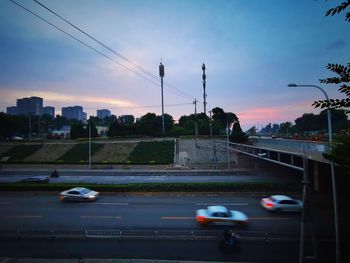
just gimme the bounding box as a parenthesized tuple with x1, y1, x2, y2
(3, 215, 41, 219)
(250, 217, 290, 220)
(161, 216, 194, 220)
(81, 215, 121, 219)
(88, 202, 128, 205)
(196, 203, 248, 206)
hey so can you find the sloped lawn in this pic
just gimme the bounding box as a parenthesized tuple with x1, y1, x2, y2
(127, 141, 174, 164)
(0, 144, 43, 162)
(57, 143, 103, 164)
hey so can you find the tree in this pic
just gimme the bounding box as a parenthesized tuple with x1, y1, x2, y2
(279, 122, 293, 135)
(246, 126, 257, 136)
(324, 136, 350, 171)
(70, 123, 84, 139)
(312, 1, 350, 112)
(230, 121, 248, 143)
(313, 63, 350, 112)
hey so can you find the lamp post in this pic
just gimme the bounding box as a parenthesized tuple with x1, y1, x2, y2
(288, 83, 339, 263)
(88, 122, 91, 170)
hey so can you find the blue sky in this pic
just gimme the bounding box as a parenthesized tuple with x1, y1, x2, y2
(0, 0, 349, 130)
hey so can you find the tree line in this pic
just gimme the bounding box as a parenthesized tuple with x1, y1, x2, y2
(246, 109, 350, 137)
(0, 106, 248, 142)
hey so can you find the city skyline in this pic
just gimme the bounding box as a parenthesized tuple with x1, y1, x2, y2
(1, 0, 349, 130)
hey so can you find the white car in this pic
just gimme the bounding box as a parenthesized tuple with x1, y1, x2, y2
(59, 187, 99, 202)
(196, 206, 248, 226)
(261, 195, 302, 212)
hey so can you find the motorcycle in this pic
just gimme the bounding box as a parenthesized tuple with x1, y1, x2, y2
(219, 230, 240, 251)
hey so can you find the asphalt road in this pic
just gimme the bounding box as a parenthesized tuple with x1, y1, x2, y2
(0, 193, 301, 233)
(0, 170, 299, 184)
(1, 192, 335, 262)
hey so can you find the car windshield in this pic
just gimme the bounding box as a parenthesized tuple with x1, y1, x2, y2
(80, 188, 91, 195)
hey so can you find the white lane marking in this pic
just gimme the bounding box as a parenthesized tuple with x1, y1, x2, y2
(250, 217, 290, 220)
(3, 215, 42, 218)
(88, 202, 129, 205)
(196, 203, 248, 206)
(81, 215, 121, 219)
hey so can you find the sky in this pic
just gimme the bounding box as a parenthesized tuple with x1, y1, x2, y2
(0, 0, 349, 130)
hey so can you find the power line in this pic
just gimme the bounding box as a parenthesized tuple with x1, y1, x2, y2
(32, 0, 195, 100)
(9, 0, 193, 100)
(83, 102, 193, 110)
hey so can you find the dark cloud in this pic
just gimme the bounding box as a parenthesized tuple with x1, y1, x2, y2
(326, 40, 346, 50)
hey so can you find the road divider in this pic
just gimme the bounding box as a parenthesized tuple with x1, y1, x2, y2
(0, 181, 301, 193)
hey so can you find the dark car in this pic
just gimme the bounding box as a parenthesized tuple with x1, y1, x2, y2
(20, 176, 50, 183)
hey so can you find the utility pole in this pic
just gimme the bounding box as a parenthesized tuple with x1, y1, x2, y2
(159, 62, 165, 135)
(88, 122, 91, 170)
(202, 63, 207, 116)
(193, 99, 198, 138)
(209, 110, 212, 136)
(227, 119, 230, 169)
(28, 114, 31, 139)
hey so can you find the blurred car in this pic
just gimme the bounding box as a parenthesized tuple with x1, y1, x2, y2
(196, 205, 248, 226)
(20, 176, 49, 183)
(59, 187, 99, 202)
(261, 195, 302, 212)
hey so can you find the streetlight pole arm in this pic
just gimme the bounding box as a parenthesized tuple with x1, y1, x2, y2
(298, 85, 330, 100)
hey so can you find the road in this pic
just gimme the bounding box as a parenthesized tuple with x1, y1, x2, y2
(0, 192, 335, 262)
(0, 170, 299, 184)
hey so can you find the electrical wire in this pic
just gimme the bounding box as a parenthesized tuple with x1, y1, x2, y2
(83, 102, 193, 110)
(32, 0, 195, 100)
(9, 0, 194, 100)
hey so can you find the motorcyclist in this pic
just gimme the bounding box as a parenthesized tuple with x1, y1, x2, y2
(223, 230, 239, 247)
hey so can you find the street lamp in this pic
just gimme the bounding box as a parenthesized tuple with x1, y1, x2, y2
(288, 83, 339, 263)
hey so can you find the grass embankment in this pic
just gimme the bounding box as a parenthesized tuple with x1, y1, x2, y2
(57, 143, 104, 164)
(0, 144, 43, 162)
(0, 182, 301, 192)
(0, 140, 175, 164)
(127, 141, 174, 164)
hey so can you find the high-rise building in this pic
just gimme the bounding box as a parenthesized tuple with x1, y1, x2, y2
(62, 106, 83, 120)
(97, 109, 111, 119)
(6, 106, 18, 115)
(43, 106, 55, 118)
(82, 112, 87, 122)
(16, 96, 43, 116)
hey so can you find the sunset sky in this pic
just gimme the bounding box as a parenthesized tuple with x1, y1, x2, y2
(0, 0, 349, 130)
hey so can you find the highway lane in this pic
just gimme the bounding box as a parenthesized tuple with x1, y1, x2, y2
(0, 192, 300, 234)
(0, 192, 338, 262)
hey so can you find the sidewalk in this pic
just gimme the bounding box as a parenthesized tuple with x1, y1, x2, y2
(0, 259, 228, 263)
